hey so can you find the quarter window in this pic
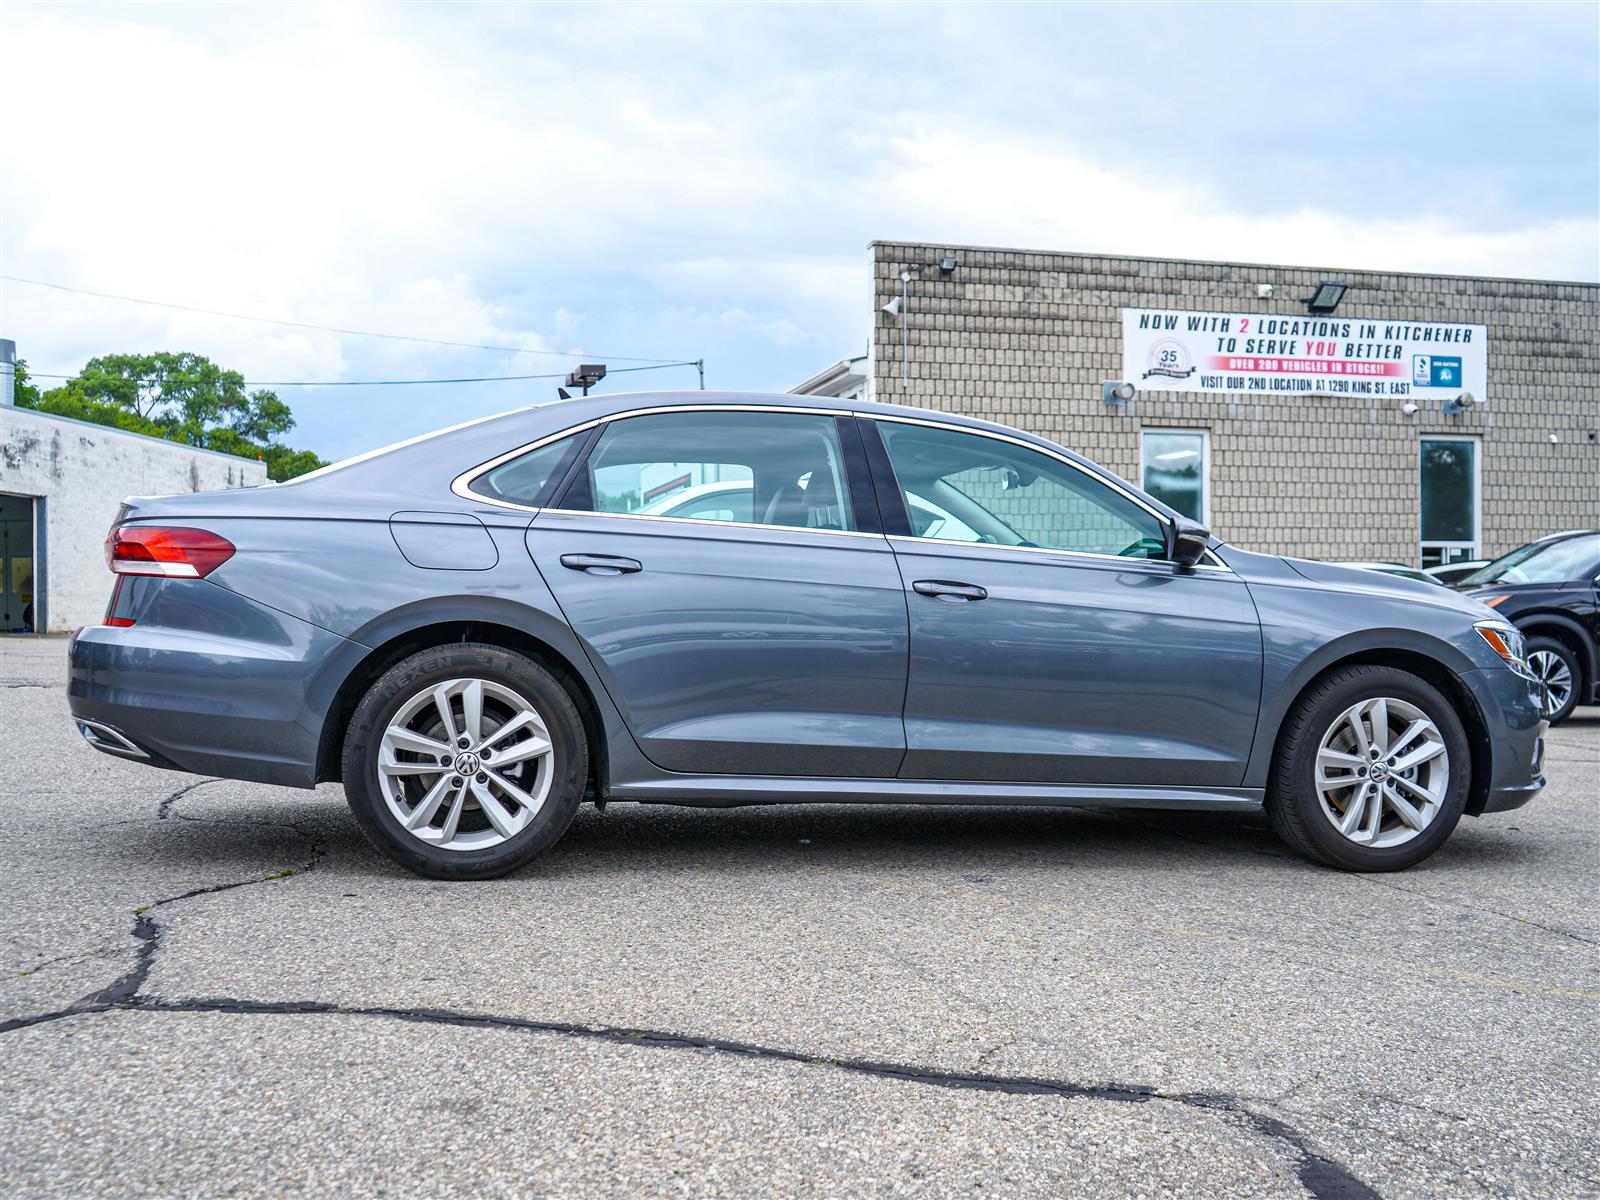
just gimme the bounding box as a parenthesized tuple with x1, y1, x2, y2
(469, 432, 585, 507)
(571, 411, 856, 533)
(876, 422, 1167, 559)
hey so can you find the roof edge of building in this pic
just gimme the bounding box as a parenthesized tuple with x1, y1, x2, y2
(2, 404, 272, 470)
(867, 239, 1599, 290)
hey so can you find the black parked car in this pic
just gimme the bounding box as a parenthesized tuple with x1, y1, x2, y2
(1459, 530, 1600, 723)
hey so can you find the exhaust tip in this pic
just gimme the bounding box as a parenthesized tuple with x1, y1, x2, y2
(77, 720, 150, 760)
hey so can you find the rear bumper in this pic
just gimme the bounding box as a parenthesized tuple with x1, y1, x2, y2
(67, 583, 359, 788)
(1459, 666, 1548, 816)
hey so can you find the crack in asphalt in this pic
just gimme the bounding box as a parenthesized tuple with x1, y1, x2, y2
(2, 779, 1383, 1198)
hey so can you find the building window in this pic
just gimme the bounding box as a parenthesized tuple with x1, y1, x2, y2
(1140, 429, 1209, 524)
(1419, 438, 1479, 567)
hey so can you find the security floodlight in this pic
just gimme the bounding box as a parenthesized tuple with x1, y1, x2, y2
(881, 295, 902, 317)
(1401, 401, 1419, 416)
(1103, 381, 1136, 407)
(938, 255, 958, 275)
(1256, 283, 1274, 299)
(1306, 281, 1347, 313)
(564, 364, 607, 395)
(1442, 391, 1479, 414)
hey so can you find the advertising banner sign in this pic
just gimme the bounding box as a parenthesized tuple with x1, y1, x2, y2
(1121, 308, 1487, 400)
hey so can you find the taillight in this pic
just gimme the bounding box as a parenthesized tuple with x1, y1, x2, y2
(104, 526, 236, 578)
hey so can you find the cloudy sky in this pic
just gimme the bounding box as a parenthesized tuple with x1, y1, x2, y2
(3, 1, 1596, 461)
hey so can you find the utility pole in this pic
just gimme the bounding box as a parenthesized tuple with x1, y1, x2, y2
(696, 359, 705, 390)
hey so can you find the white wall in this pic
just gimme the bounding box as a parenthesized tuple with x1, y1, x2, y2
(0, 407, 268, 632)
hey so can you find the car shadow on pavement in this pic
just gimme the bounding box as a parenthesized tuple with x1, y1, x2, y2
(123, 773, 1564, 884)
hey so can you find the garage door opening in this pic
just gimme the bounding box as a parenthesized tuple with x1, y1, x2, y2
(1, 494, 39, 634)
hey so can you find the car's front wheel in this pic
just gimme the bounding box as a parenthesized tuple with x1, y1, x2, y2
(342, 644, 588, 879)
(1267, 665, 1469, 871)
(1525, 635, 1582, 724)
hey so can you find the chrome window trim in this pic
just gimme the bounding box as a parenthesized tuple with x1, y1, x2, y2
(887, 534, 1232, 573)
(861, 412, 1231, 572)
(449, 402, 1230, 569)
(539, 508, 887, 542)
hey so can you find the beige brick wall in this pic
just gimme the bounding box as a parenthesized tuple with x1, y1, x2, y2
(869, 242, 1600, 563)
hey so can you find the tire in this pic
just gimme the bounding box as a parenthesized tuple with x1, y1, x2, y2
(341, 643, 588, 880)
(1525, 635, 1583, 725)
(1266, 665, 1470, 872)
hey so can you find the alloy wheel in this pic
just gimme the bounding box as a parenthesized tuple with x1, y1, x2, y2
(376, 677, 554, 852)
(1313, 696, 1449, 849)
(1526, 650, 1573, 718)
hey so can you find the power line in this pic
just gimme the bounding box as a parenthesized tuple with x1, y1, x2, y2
(24, 361, 699, 388)
(0, 275, 694, 364)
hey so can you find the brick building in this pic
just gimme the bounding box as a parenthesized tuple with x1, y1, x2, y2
(797, 242, 1599, 567)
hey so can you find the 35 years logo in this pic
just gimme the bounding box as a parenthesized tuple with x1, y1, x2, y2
(1143, 338, 1196, 381)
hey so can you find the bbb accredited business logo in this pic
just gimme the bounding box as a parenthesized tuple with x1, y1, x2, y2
(1412, 355, 1463, 388)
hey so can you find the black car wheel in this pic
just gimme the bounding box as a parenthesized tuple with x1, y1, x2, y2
(1267, 665, 1469, 871)
(342, 644, 588, 880)
(1525, 635, 1583, 724)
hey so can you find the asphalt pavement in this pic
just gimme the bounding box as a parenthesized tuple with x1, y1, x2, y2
(2, 634, 1596, 1199)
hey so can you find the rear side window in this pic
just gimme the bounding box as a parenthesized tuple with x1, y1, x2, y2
(567, 411, 856, 533)
(468, 433, 584, 507)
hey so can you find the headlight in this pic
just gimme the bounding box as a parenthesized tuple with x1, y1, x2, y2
(1475, 622, 1531, 675)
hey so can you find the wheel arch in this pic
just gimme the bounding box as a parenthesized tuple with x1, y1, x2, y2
(1515, 610, 1595, 689)
(313, 601, 615, 794)
(1251, 634, 1493, 817)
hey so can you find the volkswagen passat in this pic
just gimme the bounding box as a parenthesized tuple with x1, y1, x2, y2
(69, 392, 1547, 878)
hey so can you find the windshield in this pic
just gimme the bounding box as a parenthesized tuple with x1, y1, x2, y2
(1464, 534, 1600, 586)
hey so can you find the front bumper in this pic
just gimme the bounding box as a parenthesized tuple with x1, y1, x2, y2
(67, 580, 361, 789)
(1459, 666, 1548, 816)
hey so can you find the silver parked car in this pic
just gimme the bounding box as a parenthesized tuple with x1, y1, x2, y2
(70, 392, 1547, 879)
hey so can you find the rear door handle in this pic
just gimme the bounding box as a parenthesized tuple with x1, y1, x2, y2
(560, 553, 642, 576)
(912, 579, 987, 602)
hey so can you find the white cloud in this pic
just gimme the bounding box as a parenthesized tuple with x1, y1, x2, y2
(0, 3, 1591, 456)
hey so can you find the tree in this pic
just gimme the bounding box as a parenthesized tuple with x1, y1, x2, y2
(16, 352, 326, 481)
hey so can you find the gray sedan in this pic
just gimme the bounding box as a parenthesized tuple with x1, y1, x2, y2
(70, 392, 1547, 878)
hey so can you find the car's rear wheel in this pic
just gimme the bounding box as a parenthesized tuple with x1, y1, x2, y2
(1525, 635, 1582, 724)
(342, 644, 588, 879)
(1267, 665, 1469, 871)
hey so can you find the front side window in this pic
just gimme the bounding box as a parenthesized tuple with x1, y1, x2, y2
(1141, 429, 1207, 523)
(876, 422, 1167, 559)
(571, 411, 856, 533)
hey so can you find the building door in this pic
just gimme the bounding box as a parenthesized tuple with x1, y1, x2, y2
(1419, 438, 1479, 568)
(0, 494, 37, 634)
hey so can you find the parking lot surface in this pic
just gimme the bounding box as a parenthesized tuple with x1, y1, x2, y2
(3, 634, 1596, 1199)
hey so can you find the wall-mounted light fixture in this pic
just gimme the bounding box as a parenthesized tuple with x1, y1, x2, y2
(1443, 391, 1482, 414)
(1256, 283, 1274, 299)
(880, 295, 902, 317)
(1306, 281, 1347, 313)
(1103, 381, 1136, 407)
(938, 255, 959, 276)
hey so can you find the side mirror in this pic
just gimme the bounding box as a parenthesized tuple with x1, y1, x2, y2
(1168, 516, 1211, 566)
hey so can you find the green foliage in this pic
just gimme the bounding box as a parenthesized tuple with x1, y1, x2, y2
(15, 352, 326, 481)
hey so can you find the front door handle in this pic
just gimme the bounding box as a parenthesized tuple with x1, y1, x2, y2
(560, 553, 642, 576)
(912, 579, 987, 603)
